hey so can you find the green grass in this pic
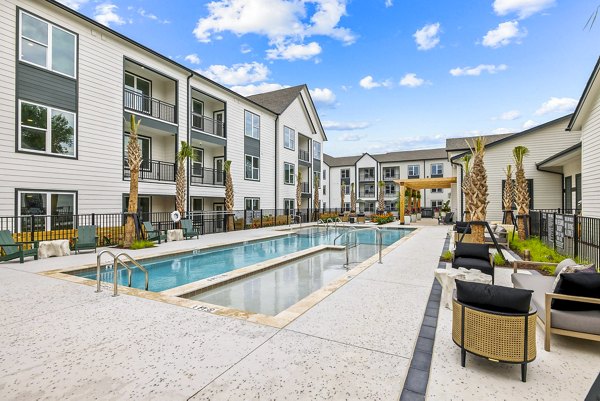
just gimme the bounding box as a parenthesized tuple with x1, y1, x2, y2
(129, 239, 156, 250)
(493, 252, 506, 266)
(441, 250, 453, 261)
(508, 235, 585, 275)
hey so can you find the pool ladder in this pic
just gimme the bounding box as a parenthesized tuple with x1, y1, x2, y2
(334, 227, 383, 269)
(95, 250, 149, 296)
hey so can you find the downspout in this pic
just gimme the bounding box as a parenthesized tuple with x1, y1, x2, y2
(536, 165, 565, 211)
(450, 157, 464, 218)
(275, 114, 279, 210)
(186, 72, 193, 214)
(423, 159, 427, 207)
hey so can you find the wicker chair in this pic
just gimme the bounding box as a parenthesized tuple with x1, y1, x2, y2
(452, 298, 537, 382)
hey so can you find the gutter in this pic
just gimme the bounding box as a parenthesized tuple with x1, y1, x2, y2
(275, 115, 279, 210)
(186, 72, 193, 213)
(450, 158, 464, 218)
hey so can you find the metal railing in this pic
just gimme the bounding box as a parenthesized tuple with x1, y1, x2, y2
(191, 113, 225, 137)
(359, 191, 376, 198)
(301, 182, 311, 193)
(124, 88, 176, 124)
(190, 167, 225, 186)
(334, 226, 383, 268)
(298, 149, 311, 162)
(123, 158, 176, 182)
(383, 174, 399, 181)
(359, 174, 375, 182)
(96, 250, 148, 296)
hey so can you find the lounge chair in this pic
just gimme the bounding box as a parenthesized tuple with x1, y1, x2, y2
(180, 219, 200, 239)
(452, 242, 495, 284)
(72, 225, 98, 253)
(143, 221, 167, 244)
(0, 230, 39, 263)
(438, 212, 454, 225)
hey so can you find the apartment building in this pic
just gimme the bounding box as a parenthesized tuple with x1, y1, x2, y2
(0, 0, 325, 221)
(323, 149, 451, 213)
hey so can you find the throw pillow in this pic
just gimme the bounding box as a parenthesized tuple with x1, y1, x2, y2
(553, 258, 577, 276)
(454, 243, 490, 261)
(552, 263, 594, 291)
(456, 280, 533, 314)
(552, 272, 600, 311)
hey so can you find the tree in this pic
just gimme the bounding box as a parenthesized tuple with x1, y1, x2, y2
(340, 182, 346, 211)
(124, 115, 142, 248)
(513, 146, 530, 240)
(175, 141, 195, 216)
(467, 137, 488, 243)
(296, 171, 303, 213)
(350, 182, 356, 212)
(503, 165, 515, 225)
(377, 181, 385, 212)
(224, 160, 234, 231)
(461, 154, 472, 222)
(313, 175, 320, 219)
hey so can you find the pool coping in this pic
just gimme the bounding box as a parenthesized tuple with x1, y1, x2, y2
(42, 226, 419, 329)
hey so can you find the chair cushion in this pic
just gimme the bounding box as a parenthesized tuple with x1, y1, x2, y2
(554, 258, 577, 276)
(552, 272, 600, 311)
(454, 257, 493, 273)
(454, 243, 489, 261)
(456, 280, 533, 314)
(552, 263, 595, 291)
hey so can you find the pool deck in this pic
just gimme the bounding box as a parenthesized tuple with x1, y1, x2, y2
(1, 223, 598, 400)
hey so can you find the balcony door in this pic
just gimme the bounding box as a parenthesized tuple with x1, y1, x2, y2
(214, 110, 224, 137)
(214, 157, 224, 185)
(124, 72, 151, 114)
(192, 100, 204, 130)
(192, 148, 204, 178)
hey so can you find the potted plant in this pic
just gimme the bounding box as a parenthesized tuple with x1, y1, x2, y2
(441, 200, 451, 217)
(416, 192, 422, 220)
(404, 208, 412, 225)
(434, 207, 440, 218)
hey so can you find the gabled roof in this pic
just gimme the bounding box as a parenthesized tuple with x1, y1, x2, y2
(374, 148, 447, 162)
(445, 133, 513, 152)
(247, 85, 306, 115)
(567, 57, 600, 131)
(323, 154, 361, 167)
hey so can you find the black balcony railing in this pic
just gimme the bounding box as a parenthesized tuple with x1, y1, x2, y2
(430, 173, 444, 178)
(408, 175, 420, 179)
(384, 191, 397, 197)
(124, 89, 176, 124)
(191, 113, 225, 138)
(298, 149, 311, 162)
(384, 174, 399, 180)
(301, 182, 310, 193)
(191, 166, 225, 186)
(359, 191, 376, 198)
(123, 158, 175, 182)
(359, 174, 375, 181)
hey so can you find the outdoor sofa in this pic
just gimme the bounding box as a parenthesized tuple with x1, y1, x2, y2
(452, 242, 495, 284)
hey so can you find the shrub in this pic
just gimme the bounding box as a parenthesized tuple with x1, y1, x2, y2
(440, 250, 453, 261)
(494, 252, 506, 266)
(130, 239, 156, 250)
(371, 212, 394, 225)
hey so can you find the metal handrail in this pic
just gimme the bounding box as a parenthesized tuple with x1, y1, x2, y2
(114, 252, 149, 294)
(95, 250, 148, 296)
(96, 250, 117, 293)
(334, 226, 383, 268)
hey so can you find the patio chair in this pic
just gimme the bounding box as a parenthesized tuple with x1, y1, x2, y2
(452, 242, 495, 284)
(438, 212, 454, 225)
(143, 221, 167, 244)
(0, 230, 39, 263)
(180, 219, 200, 239)
(72, 225, 98, 254)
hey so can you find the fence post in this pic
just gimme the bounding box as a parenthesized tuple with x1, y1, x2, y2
(244, 210, 247, 230)
(573, 213, 579, 259)
(30, 214, 35, 242)
(553, 213, 556, 251)
(91, 213, 96, 226)
(260, 209, 263, 228)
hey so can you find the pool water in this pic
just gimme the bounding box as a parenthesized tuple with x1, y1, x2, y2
(75, 227, 411, 293)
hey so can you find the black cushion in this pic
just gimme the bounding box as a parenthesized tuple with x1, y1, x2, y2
(454, 243, 489, 261)
(456, 280, 533, 314)
(455, 221, 472, 234)
(552, 272, 600, 311)
(453, 257, 494, 274)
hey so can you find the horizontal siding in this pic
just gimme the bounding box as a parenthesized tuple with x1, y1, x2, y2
(17, 63, 77, 111)
(581, 92, 600, 217)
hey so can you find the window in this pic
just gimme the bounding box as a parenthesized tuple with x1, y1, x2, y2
(408, 165, 420, 178)
(284, 126, 295, 150)
(363, 184, 375, 195)
(361, 168, 374, 180)
(323, 185, 327, 195)
(124, 72, 152, 114)
(384, 201, 397, 212)
(284, 198, 295, 213)
(19, 100, 75, 157)
(19, 11, 77, 78)
(313, 141, 322, 160)
(431, 188, 443, 193)
(341, 169, 350, 180)
(284, 162, 295, 185)
(323, 169, 327, 180)
(244, 110, 260, 139)
(431, 163, 444, 177)
(245, 198, 260, 210)
(124, 134, 150, 170)
(344, 202, 351, 212)
(344, 185, 351, 195)
(19, 190, 75, 231)
(385, 183, 396, 195)
(364, 202, 375, 212)
(245, 155, 260, 180)
(192, 148, 204, 176)
(384, 167, 397, 179)
(191, 99, 204, 130)
(432, 200, 443, 209)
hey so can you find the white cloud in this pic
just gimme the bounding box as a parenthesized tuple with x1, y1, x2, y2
(534, 97, 577, 115)
(399, 73, 426, 88)
(482, 21, 526, 48)
(138, 8, 171, 24)
(338, 133, 366, 141)
(266, 41, 322, 61)
(413, 23, 441, 51)
(193, 0, 355, 60)
(491, 127, 512, 135)
(231, 83, 288, 96)
(199, 62, 270, 86)
(450, 64, 508, 76)
(523, 119, 538, 129)
(494, 110, 521, 120)
(385, 0, 393, 7)
(94, 3, 125, 27)
(240, 44, 252, 54)
(322, 121, 370, 130)
(56, 0, 89, 10)
(309, 88, 336, 105)
(359, 75, 391, 89)
(493, 0, 555, 19)
(366, 134, 448, 151)
(184, 54, 201, 65)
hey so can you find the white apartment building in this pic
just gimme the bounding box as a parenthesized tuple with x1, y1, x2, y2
(323, 149, 451, 213)
(0, 0, 325, 222)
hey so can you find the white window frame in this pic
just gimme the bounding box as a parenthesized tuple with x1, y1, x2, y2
(245, 197, 260, 210)
(18, 99, 76, 158)
(322, 169, 327, 180)
(432, 200, 443, 209)
(341, 169, 350, 180)
(313, 141, 322, 160)
(19, 11, 77, 79)
(244, 110, 260, 139)
(284, 162, 295, 185)
(323, 184, 326, 195)
(344, 185, 351, 195)
(284, 198, 295, 212)
(431, 163, 444, 177)
(283, 126, 295, 150)
(17, 190, 76, 231)
(431, 188, 443, 193)
(192, 148, 204, 176)
(245, 154, 260, 181)
(344, 202, 351, 212)
(385, 183, 396, 195)
(384, 167, 397, 179)
(408, 165, 420, 177)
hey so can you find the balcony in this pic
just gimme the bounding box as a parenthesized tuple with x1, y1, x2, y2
(359, 191, 376, 198)
(190, 167, 225, 186)
(383, 174, 399, 181)
(123, 158, 175, 182)
(192, 113, 225, 138)
(359, 174, 375, 182)
(301, 182, 311, 194)
(124, 89, 176, 124)
(384, 191, 397, 198)
(408, 175, 420, 179)
(298, 149, 311, 163)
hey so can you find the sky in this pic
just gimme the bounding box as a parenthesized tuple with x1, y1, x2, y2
(59, 0, 600, 156)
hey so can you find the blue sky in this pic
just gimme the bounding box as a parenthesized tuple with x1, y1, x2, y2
(61, 0, 600, 156)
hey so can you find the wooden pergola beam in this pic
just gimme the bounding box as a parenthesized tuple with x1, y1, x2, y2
(395, 177, 457, 224)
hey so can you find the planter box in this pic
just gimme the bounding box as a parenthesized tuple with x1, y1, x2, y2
(404, 216, 412, 225)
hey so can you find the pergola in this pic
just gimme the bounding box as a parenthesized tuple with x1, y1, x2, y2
(394, 177, 457, 222)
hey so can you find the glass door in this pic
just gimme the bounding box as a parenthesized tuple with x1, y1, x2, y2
(214, 157, 224, 185)
(124, 72, 151, 114)
(214, 110, 224, 137)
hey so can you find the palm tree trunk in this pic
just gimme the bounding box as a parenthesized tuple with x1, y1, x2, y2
(124, 116, 142, 248)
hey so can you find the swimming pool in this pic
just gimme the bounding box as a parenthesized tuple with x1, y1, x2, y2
(74, 227, 412, 293)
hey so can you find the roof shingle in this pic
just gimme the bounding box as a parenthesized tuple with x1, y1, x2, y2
(247, 85, 306, 115)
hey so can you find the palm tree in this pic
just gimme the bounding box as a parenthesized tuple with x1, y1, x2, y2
(175, 141, 195, 216)
(377, 181, 385, 212)
(503, 165, 515, 225)
(350, 182, 356, 212)
(124, 115, 142, 248)
(296, 171, 303, 214)
(513, 146, 530, 240)
(313, 175, 320, 219)
(461, 154, 472, 222)
(224, 160, 234, 231)
(468, 137, 488, 243)
(340, 182, 346, 211)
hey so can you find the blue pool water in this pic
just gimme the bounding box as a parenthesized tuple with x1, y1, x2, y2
(75, 227, 411, 292)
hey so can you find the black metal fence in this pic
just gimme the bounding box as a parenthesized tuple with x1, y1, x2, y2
(530, 209, 599, 266)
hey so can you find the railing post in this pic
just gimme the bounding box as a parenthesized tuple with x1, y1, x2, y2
(30, 214, 35, 242)
(553, 213, 557, 251)
(260, 209, 263, 228)
(91, 213, 96, 226)
(244, 210, 247, 230)
(573, 213, 579, 259)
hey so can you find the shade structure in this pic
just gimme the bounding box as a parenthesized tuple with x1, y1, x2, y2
(394, 177, 457, 222)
